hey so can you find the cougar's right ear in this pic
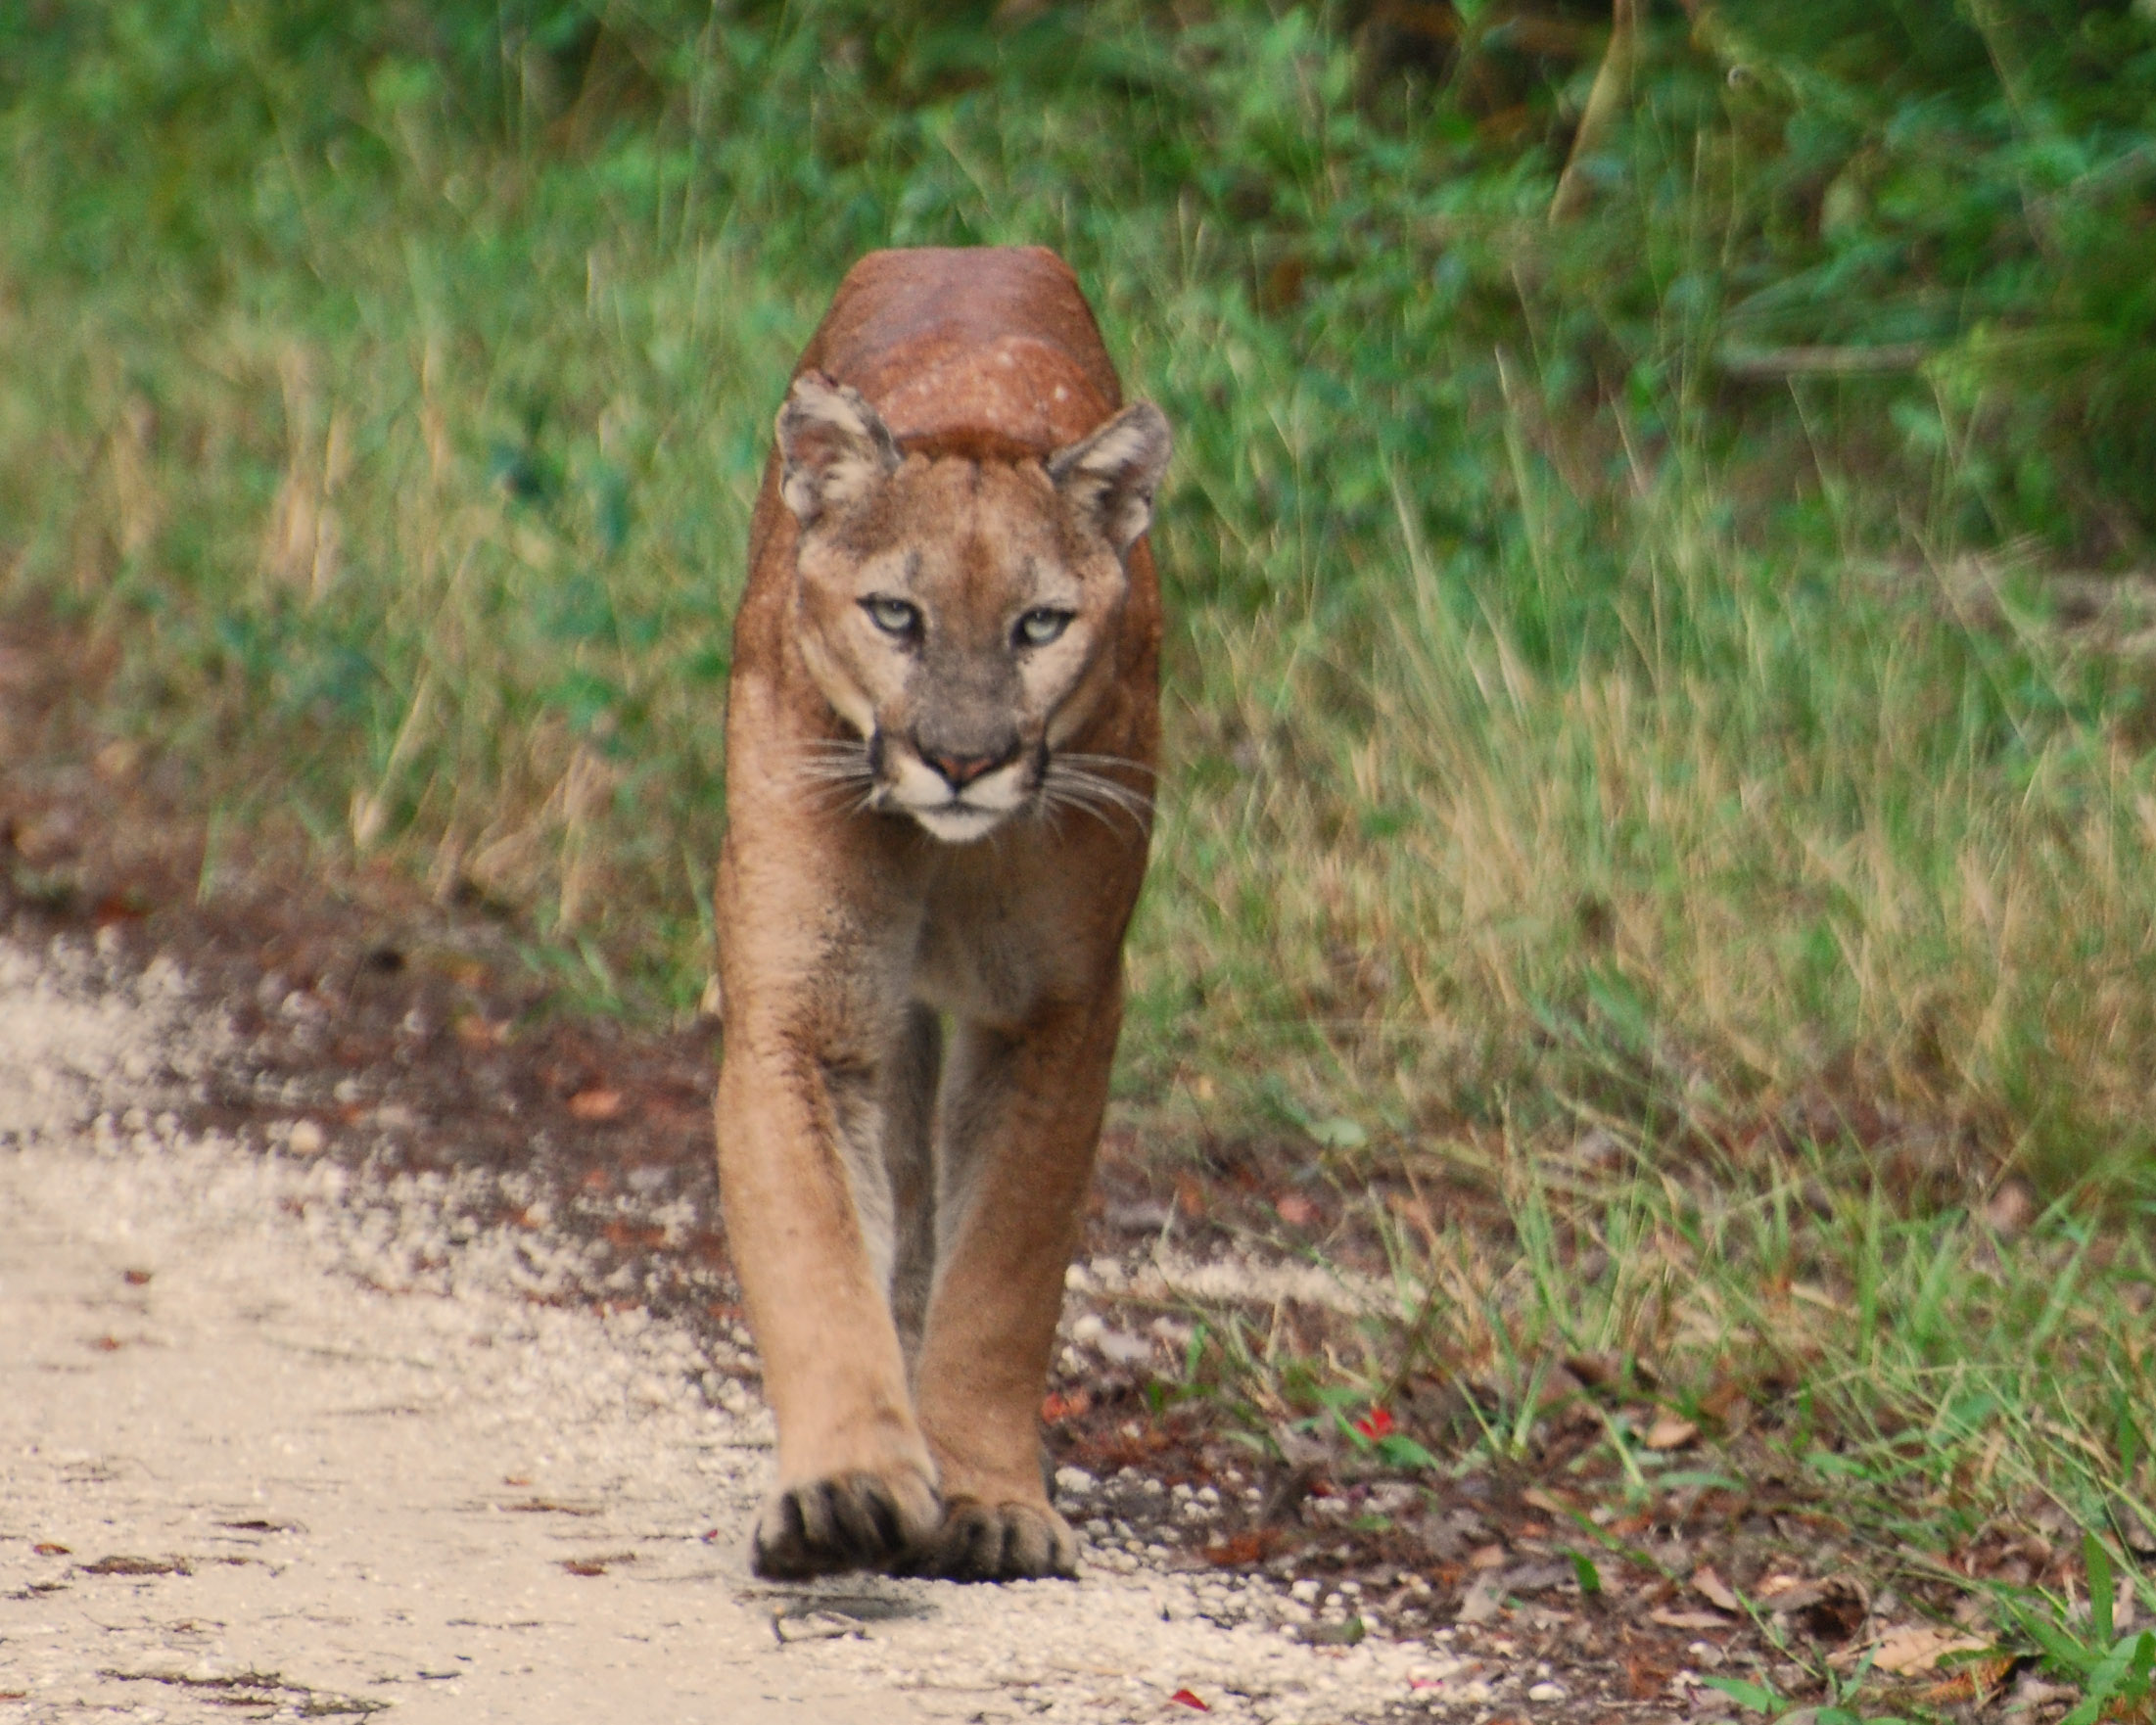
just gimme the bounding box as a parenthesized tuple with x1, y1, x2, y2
(776, 371, 902, 527)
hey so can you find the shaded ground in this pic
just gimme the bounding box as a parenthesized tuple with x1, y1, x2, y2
(0, 611, 2102, 1725)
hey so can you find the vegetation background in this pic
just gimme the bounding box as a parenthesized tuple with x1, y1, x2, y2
(2, 0, 2152, 1709)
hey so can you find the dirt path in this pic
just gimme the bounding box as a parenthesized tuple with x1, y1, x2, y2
(0, 937, 1448, 1722)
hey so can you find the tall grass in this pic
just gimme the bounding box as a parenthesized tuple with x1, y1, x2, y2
(7, 3, 2152, 1179)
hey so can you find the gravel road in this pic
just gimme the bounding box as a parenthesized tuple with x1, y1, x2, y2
(0, 936, 1451, 1722)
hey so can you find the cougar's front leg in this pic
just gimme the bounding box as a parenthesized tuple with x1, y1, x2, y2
(715, 862, 939, 1578)
(901, 990, 1122, 1581)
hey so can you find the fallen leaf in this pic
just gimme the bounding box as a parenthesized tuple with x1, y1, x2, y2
(1275, 1192, 1319, 1227)
(568, 1087, 625, 1122)
(121, 1268, 153, 1286)
(1203, 1530, 1282, 1567)
(1522, 1487, 1570, 1515)
(1469, 1543, 1510, 1570)
(1352, 1406, 1396, 1440)
(82, 1555, 188, 1576)
(1985, 1179, 2035, 1235)
(1868, 1624, 1992, 1676)
(774, 1609, 863, 1645)
(31, 1543, 70, 1557)
(560, 1559, 610, 1576)
(1692, 1564, 1741, 1612)
(88, 1334, 124, 1352)
(1645, 1414, 1700, 1451)
(1041, 1389, 1091, 1422)
(1651, 1608, 1732, 1630)
(1925, 1654, 2015, 1704)
(1169, 1689, 1211, 1710)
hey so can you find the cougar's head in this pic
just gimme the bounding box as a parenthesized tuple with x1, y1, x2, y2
(774, 371, 1171, 845)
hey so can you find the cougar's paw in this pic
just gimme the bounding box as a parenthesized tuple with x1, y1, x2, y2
(896, 1498, 1079, 1582)
(750, 1468, 941, 1580)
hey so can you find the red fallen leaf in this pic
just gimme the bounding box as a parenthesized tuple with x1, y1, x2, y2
(1169, 1690, 1211, 1711)
(89, 1335, 123, 1352)
(1352, 1406, 1396, 1440)
(568, 1087, 625, 1122)
(1274, 1192, 1319, 1227)
(1041, 1389, 1092, 1422)
(502, 1476, 533, 1487)
(121, 1269, 153, 1286)
(1203, 1529, 1282, 1567)
(32, 1543, 70, 1557)
(560, 1559, 609, 1576)
(602, 1221, 667, 1252)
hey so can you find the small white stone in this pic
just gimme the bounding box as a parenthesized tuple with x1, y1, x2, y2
(1530, 1682, 1569, 1702)
(288, 1120, 326, 1155)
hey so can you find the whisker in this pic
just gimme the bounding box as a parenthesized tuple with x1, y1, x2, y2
(1035, 787, 1123, 835)
(1038, 765, 1151, 838)
(1047, 765, 1154, 819)
(1054, 750, 1160, 781)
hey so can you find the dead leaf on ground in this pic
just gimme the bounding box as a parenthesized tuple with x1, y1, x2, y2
(1691, 1564, 1741, 1612)
(1645, 1414, 1699, 1451)
(1041, 1388, 1091, 1422)
(1925, 1654, 2016, 1704)
(1274, 1192, 1319, 1227)
(1651, 1608, 1732, 1630)
(559, 1551, 637, 1577)
(567, 1087, 624, 1121)
(80, 1555, 189, 1576)
(1203, 1529, 1283, 1567)
(1860, 1624, 1993, 1675)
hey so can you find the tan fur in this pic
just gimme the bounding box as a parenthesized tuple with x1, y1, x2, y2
(714, 248, 1170, 1581)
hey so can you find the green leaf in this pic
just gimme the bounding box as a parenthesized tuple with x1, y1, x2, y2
(1568, 1549, 1604, 1596)
(1701, 1676, 1783, 1714)
(1306, 1115, 1368, 1150)
(2086, 1531, 2115, 1646)
(1375, 1432, 1441, 1471)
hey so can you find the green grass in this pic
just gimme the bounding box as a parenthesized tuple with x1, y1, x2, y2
(4, 0, 2154, 1688)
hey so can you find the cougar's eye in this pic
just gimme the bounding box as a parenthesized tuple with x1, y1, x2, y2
(862, 596, 920, 637)
(1014, 608, 1072, 648)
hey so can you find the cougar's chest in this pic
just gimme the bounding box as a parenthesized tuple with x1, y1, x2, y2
(907, 866, 1079, 1026)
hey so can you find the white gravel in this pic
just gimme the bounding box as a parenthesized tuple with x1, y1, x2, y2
(0, 935, 1456, 1722)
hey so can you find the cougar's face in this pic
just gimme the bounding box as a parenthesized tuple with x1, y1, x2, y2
(775, 375, 1170, 845)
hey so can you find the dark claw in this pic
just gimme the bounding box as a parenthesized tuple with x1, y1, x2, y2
(751, 1470, 937, 1579)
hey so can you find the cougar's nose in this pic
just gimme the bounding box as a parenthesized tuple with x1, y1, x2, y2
(915, 733, 1019, 791)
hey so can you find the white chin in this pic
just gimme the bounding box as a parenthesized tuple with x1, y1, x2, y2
(910, 805, 1008, 844)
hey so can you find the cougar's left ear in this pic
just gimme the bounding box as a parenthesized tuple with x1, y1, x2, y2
(1047, 401, 1172, 555)
(776, 371, 902, 527)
